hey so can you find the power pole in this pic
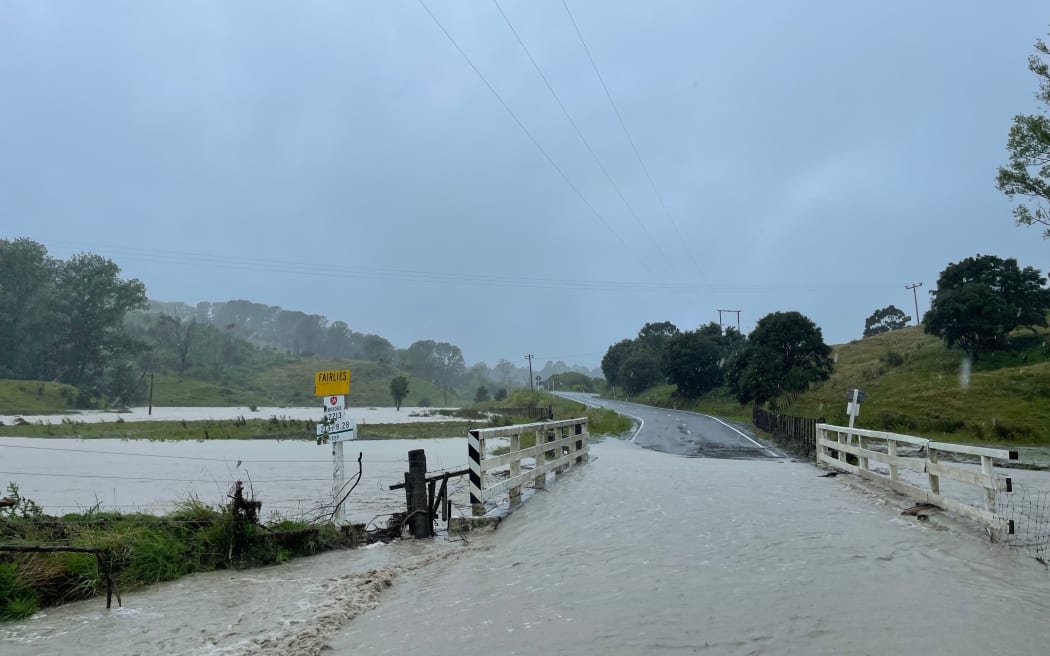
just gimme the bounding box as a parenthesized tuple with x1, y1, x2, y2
(526, 354, 534, 393)
(905, 283, 923, 325)
(718, 309, 741, 333)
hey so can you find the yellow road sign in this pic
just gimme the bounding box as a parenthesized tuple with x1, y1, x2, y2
(315, 369, 350, 396)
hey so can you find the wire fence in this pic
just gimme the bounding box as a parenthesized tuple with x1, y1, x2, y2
(999, 482, 1050, 564)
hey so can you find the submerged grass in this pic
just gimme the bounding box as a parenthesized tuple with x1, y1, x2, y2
(0, 492, 352, 621)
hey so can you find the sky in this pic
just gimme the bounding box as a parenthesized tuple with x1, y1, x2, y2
(2, 1, 1049, 369)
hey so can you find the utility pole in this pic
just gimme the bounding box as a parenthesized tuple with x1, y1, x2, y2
(905, 283, 923, 326)
(718, 309, 741, 333)
(526, 354, 534, 393)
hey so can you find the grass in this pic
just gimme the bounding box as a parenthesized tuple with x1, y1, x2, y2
(0, 490, 352, 621)
(774, 326, 1050, 444)
(630, 385, 751, 423)
(0, 380, 85, 415)
(476, 390, 633, 438)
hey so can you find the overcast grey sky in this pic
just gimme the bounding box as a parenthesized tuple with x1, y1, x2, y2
(3, 1, 1049, 367)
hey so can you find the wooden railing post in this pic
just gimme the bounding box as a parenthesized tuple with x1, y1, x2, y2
(981, 455, 996, 513)
(927, 447, 940, 495)
(534, 428, 546, 490)
(509, 431, 522, 507)
(887, 439, 899, 480)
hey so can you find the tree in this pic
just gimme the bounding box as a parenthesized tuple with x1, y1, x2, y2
(997, 31, 1050, 238)
(728, 311, 833, 407)
(494, 387, 508, 401)
(619, 353, 664, 395)
(863, 305, 911, 337)
(662, 331, 723, 398)
(601, 339, 636, 387)
(389, 376, 409, 411)
(0, 239, 57, 380)
(50, 253, 148, 387)
(474, 385, 490, 402)
(924, 254, 1050, 358)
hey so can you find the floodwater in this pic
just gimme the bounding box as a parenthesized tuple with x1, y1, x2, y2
(4, 439, 1049, 655)
(0, 437, 472, 524)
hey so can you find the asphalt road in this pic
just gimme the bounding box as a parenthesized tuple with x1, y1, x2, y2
(556, 391, 781, 460)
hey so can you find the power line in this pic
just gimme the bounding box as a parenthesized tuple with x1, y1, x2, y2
(492, 0, 676, 274)
(414, 0, 650, 273)
(561, 0, 701, 274)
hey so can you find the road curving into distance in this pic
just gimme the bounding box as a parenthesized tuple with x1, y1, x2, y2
(555, 391, 782, 459)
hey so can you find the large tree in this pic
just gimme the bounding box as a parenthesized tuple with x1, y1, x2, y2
(924, 254, 1050, 358)
(997, 31, 1050, 238)
(601, 339, 636, 388)
(48, 252, 148, 388)
(863, 305, 911, 337)
(728, 311, 833, 407)
(618, 353, 664, 395)
(0, 239, 57, 379)
(662, 330, 723, 398)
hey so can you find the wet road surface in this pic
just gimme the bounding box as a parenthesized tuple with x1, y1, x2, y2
(556, 391, 781, 459)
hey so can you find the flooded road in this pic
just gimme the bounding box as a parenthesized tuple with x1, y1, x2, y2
(557, 391, 781, 458)
(3, 404, 1050, 655)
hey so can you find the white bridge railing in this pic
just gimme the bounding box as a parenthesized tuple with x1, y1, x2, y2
(468, 417, 589, 516)
(817, 423, 1018, 534)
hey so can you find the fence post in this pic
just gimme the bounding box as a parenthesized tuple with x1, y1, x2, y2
(887, 439, 899, 480)
(406, 449, 430, 538)
(509, 430, 522, 507)
(981, 455, 996, 512)
(468, 429, 485, 516)
(575, 419, 588, 465)
(927, 447, 941, 495)
(534, 428, 546, 490)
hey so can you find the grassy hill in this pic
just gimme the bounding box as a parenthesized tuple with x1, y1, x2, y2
(784, 326, 1050, 443)
(1, 359, 460, 413)
(0, 380, 84, 415)
(633, 325, 1050, 445)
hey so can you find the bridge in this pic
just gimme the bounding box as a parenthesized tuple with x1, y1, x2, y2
(328, 392, 1050, 655)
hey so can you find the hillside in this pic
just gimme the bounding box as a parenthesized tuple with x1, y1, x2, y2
(634, 325, 1050, 445)
(784, 326, 1050, 443)
(0, 380, 86, 415)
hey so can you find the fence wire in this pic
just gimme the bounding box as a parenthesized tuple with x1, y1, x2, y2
(999, 483, 1050, 564)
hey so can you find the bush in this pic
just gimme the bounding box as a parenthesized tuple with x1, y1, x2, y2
(881, 350, 905, 367)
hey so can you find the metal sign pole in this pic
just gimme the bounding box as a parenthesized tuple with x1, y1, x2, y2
(332, 439, 346, 524)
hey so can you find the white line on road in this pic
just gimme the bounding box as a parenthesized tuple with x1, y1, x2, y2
(702, 414, 781, 458)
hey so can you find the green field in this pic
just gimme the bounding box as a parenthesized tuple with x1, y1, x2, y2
(0, 358, 460, 414)
(630, 326, 1050, 446)
(0, 380, 84, 415)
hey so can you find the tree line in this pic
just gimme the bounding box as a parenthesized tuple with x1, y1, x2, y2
(601, 312, 834, 409)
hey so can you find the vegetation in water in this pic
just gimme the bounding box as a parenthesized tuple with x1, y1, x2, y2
(0, 484, 352, 622)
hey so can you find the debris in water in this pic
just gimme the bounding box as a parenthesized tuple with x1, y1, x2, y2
(817, 472, 839, 478)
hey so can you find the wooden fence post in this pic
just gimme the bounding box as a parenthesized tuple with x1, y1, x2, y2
(534, 428, 546, 490)
(509, 431, 522, 507)
(407, 449, 429, 538)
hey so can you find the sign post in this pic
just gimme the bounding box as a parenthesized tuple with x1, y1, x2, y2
(844, 388, 865, 466)
(314, 371, 354, 524)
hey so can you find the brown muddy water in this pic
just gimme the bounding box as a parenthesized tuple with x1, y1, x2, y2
(3, 439, 1050, 655)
